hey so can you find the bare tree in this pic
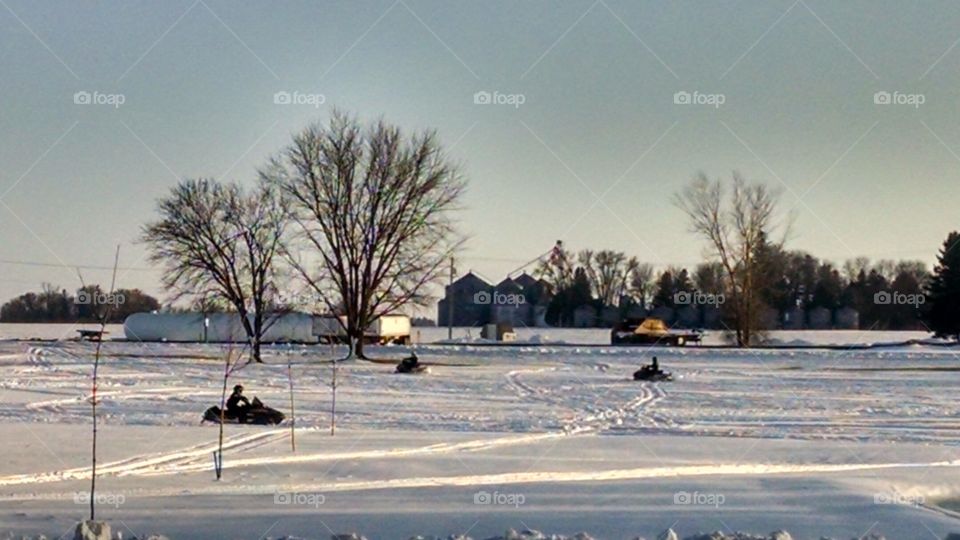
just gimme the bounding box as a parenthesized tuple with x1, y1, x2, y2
(579, 249, 633, 307)
(675, 172, 788, 346)
(264, 111, 466, 359)
(843, 256, 872, 283)
(213, 341, 244, 480)
(628, 261, 655, 309)
(142, 178, 287, 362)
(88, 245, 120, 522)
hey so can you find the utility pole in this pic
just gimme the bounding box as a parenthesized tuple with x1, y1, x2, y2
(447, 257, 455, 340)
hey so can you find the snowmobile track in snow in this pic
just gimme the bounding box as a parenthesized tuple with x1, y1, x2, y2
(505, 363, 670, 434)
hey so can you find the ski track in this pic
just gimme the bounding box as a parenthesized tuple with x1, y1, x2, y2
(505, 362, 672, 434)
(7, 458, 960, 502)
(0, 429, 579, 486)
(25, 387, 218, 412)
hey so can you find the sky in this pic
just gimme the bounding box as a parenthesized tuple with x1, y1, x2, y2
(1, 0, 959, 308)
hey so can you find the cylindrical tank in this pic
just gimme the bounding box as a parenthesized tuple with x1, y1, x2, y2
(123, 312, 318, 343)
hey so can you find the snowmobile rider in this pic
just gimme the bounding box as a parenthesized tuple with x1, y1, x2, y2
(397, 352, 420, 373)
(405, 352, 419, 367)
(637, 356, 660, 377)
(226, 384, 251, 423)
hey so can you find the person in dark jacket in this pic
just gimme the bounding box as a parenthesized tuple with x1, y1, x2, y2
(226, 384, 250, 423)
(397, 352, 421, 373)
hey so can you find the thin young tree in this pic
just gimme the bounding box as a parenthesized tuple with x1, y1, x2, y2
(142, 179, 287, 362)
(675, 172, 788, 346)
(286, 345, 296, 451)
(89, 245, 120, 521)
(264, 111, 466, 359)
(213, 340, 244, 480)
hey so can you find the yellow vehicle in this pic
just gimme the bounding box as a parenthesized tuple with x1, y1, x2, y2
(610, 317, 701, 346)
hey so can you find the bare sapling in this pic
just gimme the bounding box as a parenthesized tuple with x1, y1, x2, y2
(330, 339, 344, 436)
(286, 345, 296, 452)
(89, 245, 121, 521)
(214, 338, 246, 480)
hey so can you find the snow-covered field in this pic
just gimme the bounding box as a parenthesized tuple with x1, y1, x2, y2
(1, 328, 959, 539)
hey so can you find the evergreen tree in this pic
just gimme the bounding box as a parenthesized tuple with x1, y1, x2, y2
(652, 271, 676, 308)
(674, 268, 694, 295)
(544, 266, 594, 326)
(889, 271, 924, 330)
(810, 264, 843, 311)
(923, 231, 960, 340)
(860, 270, 890, 329)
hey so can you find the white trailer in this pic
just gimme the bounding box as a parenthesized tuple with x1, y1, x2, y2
(312, 314, 411, 345)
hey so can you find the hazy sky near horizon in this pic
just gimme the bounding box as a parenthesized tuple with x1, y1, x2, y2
(1, 0, 959, 307)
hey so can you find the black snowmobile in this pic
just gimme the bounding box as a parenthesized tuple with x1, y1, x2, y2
(633, 357, 673, 382)
(395, 353, 429, 374)
(633, 368, 673, 382)
(203, 397, 285, 425)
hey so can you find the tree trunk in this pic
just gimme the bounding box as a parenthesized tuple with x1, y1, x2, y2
(353, 336, 366, 359)
(252, 339, 262, 363)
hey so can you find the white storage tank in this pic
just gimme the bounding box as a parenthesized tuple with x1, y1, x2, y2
(123, 312, 318, 343)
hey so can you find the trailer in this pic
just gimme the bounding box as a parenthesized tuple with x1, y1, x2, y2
(610, 317, 702, 347)
(312, 315, 412, 345)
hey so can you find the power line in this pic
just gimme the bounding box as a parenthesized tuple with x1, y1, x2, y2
(0, 259, 156, 272)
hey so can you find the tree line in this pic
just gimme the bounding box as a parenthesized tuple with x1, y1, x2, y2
(536, 173, 960, 345)
(536, 244, 931, 330)
(0, 284, 160, 323)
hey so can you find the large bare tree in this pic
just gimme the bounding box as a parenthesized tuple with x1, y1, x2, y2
(142, 178, 287, 362)
(578, 249, 635, 307)
(263, 111, 466, 358)
(675, 172, 788, 346)
(627, 261, 655, 309)
(536, 244, 653, 310)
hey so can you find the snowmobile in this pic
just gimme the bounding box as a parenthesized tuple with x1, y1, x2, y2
(395, 353, 430, 374)
(202, 397, 285, 425)
(633, 365, 673, 382)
